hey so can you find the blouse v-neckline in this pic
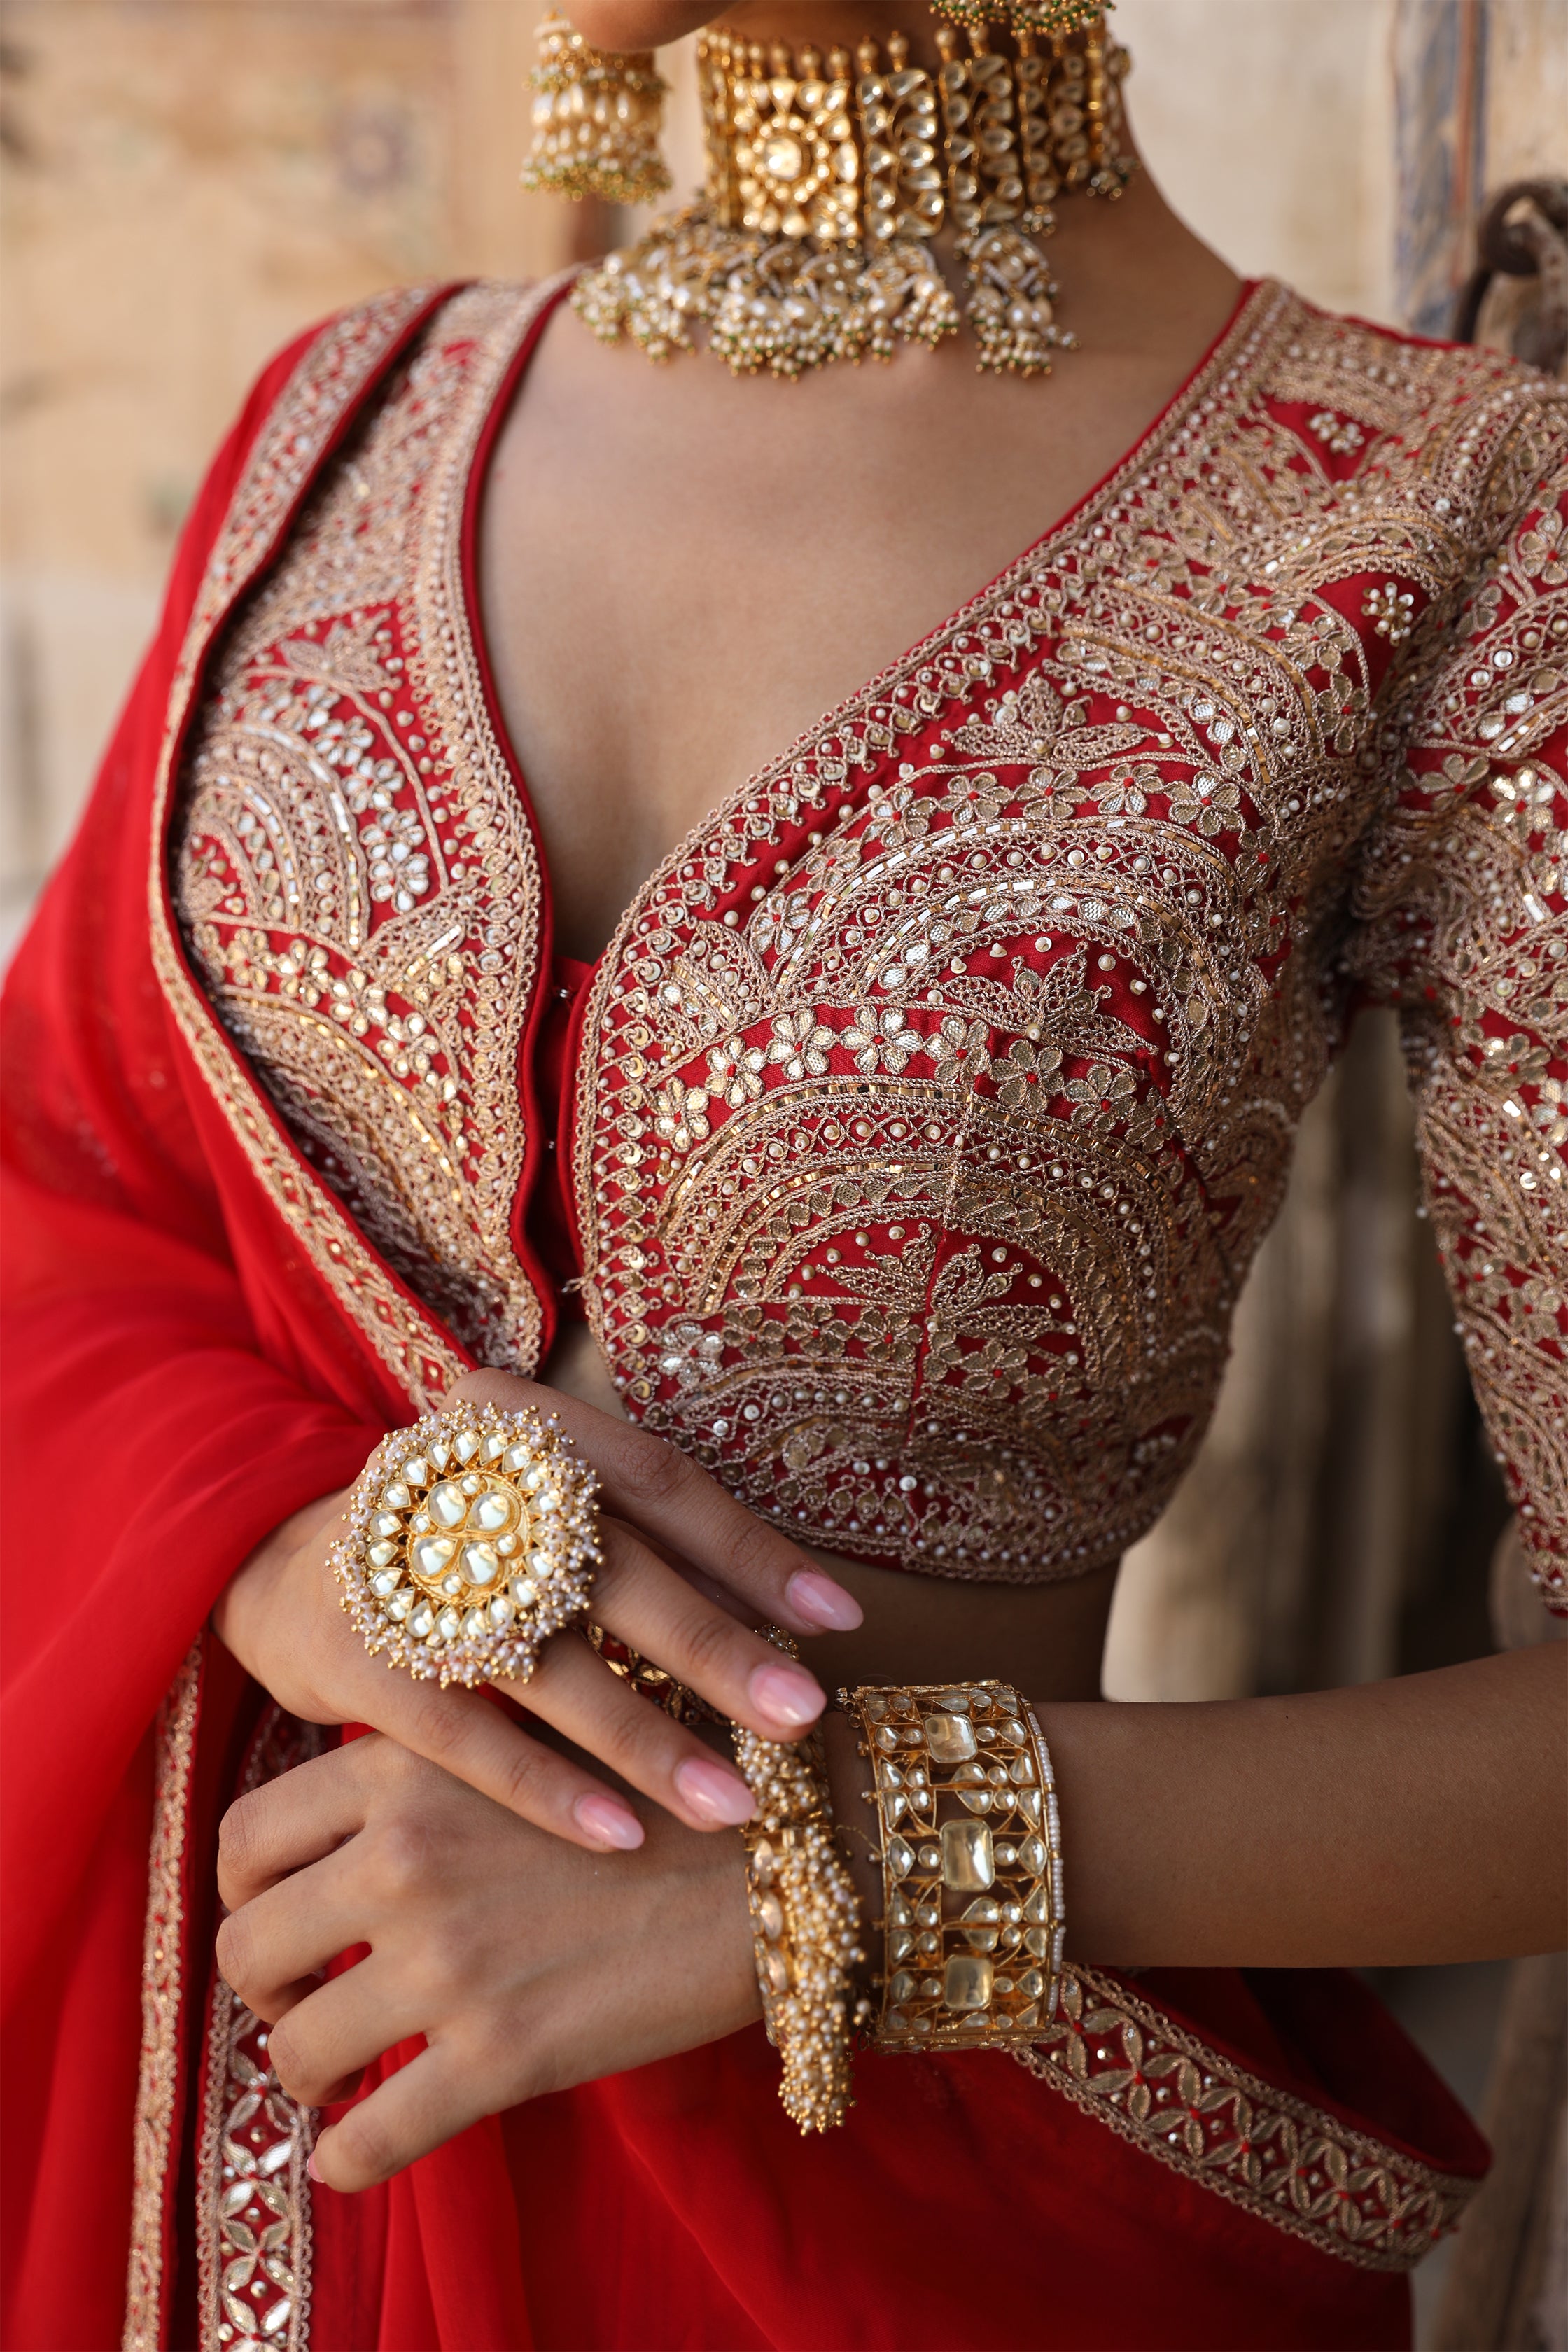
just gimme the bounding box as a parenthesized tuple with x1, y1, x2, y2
(456, 270, 1268, 981)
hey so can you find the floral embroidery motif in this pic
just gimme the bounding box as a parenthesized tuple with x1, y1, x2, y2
(176, 284, 561, 1371)
(151, 284, 470, 1415)
(1363, 580, 1417, 643)
(572, 298, 1568, 1600)
(172, 281, 1568, 1613)
(1308, 407, 1366, 456)
(197, 1710, 324, 2352)
(1015, 1970, 1479, 2272)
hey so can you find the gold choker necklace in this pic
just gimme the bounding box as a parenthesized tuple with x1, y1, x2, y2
(573, 16, 1133, 381)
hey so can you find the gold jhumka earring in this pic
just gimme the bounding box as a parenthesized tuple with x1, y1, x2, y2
(520, 10, 671, 207)
(532, 10, 1133, 378)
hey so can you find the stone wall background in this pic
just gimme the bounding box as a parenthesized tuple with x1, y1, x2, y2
(8, 1, 1558, 944)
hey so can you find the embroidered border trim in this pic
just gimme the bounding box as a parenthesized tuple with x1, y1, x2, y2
(197, 1709, 325, 2352)
(147, 284, 470, 1415)
(409, 275, 564, 1375)
(124, 1644, 203, 2352)
(1014, 1966, 1480, 2272)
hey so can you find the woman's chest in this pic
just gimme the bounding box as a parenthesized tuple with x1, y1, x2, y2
(477, 301, 1239, 964)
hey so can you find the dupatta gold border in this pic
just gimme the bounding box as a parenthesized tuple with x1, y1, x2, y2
(195, 1709, 326, 2352)
(124, 1644, 202, 2352)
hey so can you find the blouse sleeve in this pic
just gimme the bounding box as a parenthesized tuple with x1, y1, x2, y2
(1348, 432, 1568, 1614)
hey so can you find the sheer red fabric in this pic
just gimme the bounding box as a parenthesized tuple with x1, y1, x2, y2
(1, 290, 1491, 2352)
(0, 300, 452, 2352)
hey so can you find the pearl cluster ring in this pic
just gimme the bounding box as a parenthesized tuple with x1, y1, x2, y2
(332, 1399, 601, 1687)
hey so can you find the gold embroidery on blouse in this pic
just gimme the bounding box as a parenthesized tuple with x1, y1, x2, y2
(151, 284, 470, 1413)
(571, 298, 1568, 1597)
(1015, 1968, 1480, 2271)
(177, 282, 563, 1376)
(171, 279, 1568, 1606)
(1348, 433, 1568, 1593)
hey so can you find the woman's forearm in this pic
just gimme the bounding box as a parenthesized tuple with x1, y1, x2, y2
(827, 1646, 1567, 1969)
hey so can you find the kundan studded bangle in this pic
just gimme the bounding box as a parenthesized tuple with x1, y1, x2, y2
(332, 1399, 601, 1686)
(839, 1679, 1065, 2049)
(732, 1635, 869, 2134)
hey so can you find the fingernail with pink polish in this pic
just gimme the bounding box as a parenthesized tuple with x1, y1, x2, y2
(575, 1793, 645, 1851)
(750, 1660, 825, 1729)
(786, 1569, 864, 1632)
(675, 1756, 755, 1827)
(307, 2148, 323, 2184)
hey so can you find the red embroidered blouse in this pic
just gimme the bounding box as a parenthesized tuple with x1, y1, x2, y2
(174, 277, 1568, 1606)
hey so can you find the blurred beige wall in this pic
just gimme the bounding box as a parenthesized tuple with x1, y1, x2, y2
(5, 0, 1562, 921)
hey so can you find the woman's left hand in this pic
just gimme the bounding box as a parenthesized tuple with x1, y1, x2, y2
(215, 1728, 760, 2192)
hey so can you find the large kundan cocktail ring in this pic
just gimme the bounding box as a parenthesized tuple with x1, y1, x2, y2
(332, 1401, 601, 1687)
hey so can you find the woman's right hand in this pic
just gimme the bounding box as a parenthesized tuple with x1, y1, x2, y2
(214, 1729, 762, 2192)
(214, 1366, 862, 1856)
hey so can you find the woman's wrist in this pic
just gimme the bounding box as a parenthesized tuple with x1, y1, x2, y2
(827, 1682, 1070, 2048)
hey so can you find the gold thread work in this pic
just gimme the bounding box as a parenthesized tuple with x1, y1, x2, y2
(195, 1709, 324, 2352)
(124, 1646, 203, 2352)
(1016, 1968, 1481, 2271)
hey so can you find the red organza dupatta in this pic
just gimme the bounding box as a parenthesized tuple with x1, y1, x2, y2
(0, 288, 466, 2352)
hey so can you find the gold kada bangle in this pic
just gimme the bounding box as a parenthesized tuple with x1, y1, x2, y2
(332, 1399, 601, 1687)
(732, 1634, 869, 2133)
(841, 1679, 1065, 2048)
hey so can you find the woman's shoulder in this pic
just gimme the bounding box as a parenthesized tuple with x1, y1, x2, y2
(1254, 284, 1567, 498)
(243, 280, 545, 460)
(183, 281, 550, 634)
(1257, 282, 1564, 425)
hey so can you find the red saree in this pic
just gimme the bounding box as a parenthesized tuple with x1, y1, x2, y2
(9, 272, 1545, 2352)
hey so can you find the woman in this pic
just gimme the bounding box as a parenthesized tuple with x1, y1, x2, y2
(3, 1, 1564, 2344)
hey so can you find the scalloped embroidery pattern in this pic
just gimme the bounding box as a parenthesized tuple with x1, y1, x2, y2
(124, 1646, 202, 2352)
(153, 284, 470, 1415)
(176, 282, 559, 1376)
(574, 304, 1568, 1596)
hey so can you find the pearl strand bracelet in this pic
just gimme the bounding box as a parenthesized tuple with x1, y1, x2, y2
(732, 1635, 869, 2133)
